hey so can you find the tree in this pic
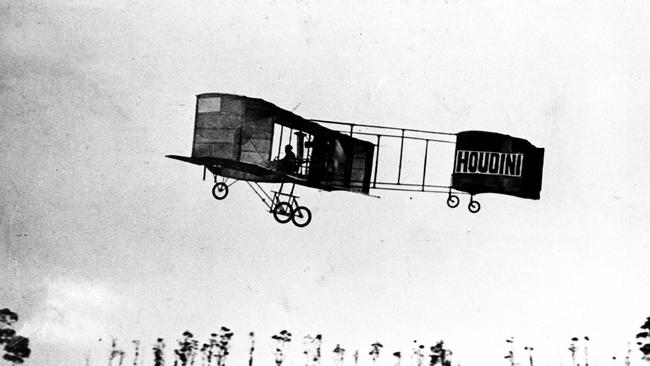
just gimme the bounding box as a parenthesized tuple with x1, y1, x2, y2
(174, 331, 198, 366)
(369, 342, 383, 365)
(198, 343, 208, 366)
(504, 337, 515, 366)
(153, 338, 166, 366)
(412, 341, 424, 366)
(132, 340, 141, 366)
(637, 317, 650, 362)
(303, 334, 322, 366)
(392, 351, 401, 366)
(0, 309, 30, 365)
(583, 336, 590, 366)
(272, 330, 292, 366)
(109, 338, 126, 366)
(569, 337, 578, 366)
(212, 327, 234, 366)
(523, 346, 534, 366)
(333, 344, 345, 366)
(430, 341, 451, 366)
(248, 332, 255, 366)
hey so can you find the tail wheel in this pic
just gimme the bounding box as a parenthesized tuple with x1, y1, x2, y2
(291, 206, 312, 227)
(212, 182, 229, 200)
(468, 199, 481, 213)
(273, 202, 293, 224)
(446, 194, 460, 208)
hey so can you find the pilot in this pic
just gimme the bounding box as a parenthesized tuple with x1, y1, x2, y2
(280, 144, 297, 174)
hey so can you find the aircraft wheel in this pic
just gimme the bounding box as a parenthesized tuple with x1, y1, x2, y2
(468, 199, 481, 213)
(212, 182, 228, 200)
(273, 202, 293, 224)
(446, 194, 460, 208)
(291, 206, 312, 227)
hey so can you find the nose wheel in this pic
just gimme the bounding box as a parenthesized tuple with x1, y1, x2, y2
(212, 182, 229, 200)
(210, 174, 236, 201)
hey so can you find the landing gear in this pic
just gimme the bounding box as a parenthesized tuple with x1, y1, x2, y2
(247, 181, 313, 227)
(446, 188, 481, 213)
(468, 196, 481, 213)
(210, 175, 236, 200)
(446, 192, 460, 208)
(212, 182, 228, 200)
(270, 183, 312, 228)
(273, 202, 293, 224)
(291, 206, 312, 227)
(272, 202, 312, 227)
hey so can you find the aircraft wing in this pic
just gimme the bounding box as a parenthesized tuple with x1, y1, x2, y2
(166, 155, 308, 184)
(166, 155, 204, 165)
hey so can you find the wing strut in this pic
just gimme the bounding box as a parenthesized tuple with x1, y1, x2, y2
(246, 182, 273, 211)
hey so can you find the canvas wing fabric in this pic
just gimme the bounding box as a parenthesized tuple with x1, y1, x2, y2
(451, 130, 544, 199)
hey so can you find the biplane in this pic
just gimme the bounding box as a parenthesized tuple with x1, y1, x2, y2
(167, 93, 545, 227)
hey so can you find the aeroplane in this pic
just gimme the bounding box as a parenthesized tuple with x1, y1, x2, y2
(167, 93, 544, 227)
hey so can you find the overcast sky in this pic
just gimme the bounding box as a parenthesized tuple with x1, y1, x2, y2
(2, 1, 650, 365)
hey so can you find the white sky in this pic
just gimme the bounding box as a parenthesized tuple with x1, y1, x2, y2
(1, 1, 650, 365)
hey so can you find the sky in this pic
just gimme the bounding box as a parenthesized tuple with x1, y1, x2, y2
(1, 1, 650, 365)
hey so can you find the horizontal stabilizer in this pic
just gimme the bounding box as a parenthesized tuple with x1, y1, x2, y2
(451, 131, 544, 199)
